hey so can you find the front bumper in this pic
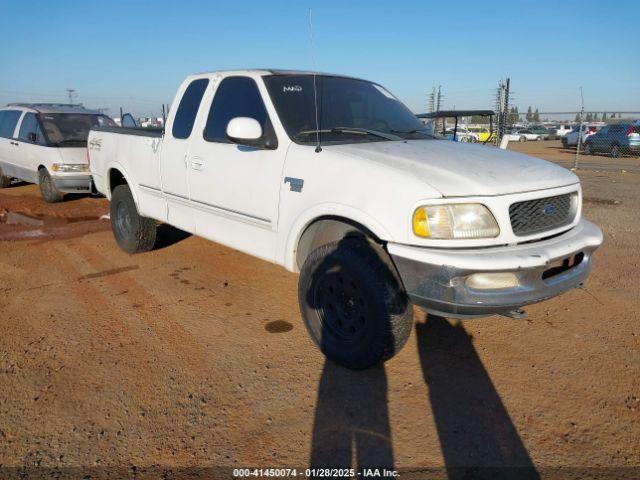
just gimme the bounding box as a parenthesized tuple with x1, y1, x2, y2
(388, 219, 603, 319)
(52, 175, 93, 193)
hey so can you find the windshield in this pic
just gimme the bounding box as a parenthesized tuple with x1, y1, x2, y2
(38, 113, 116, 146)
(263, 75, 434, 145)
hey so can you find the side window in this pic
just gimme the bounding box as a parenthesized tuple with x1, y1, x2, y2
(0, 110, 22, 139)
(18, 113, 46, 145)
(204, 76, 268, 143)
(172, 78, 209, 139)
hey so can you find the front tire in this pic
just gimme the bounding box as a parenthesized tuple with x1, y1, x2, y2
(110, 184, 157, 254)
(38, 169, 63, 203)
(583, 142, 593, 155)
(519, 136, 526, 142)
(298, 238, 413, 370)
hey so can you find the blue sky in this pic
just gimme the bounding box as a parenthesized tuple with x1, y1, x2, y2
(0, 0, 637, 118)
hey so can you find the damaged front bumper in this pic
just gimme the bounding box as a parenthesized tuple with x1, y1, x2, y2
(388, 219, 603, 319)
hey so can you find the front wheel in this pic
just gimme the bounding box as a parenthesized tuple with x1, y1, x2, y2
(110, 184, 157, 254)
(536, 136, 542, 141)
(38, 169, 63, 203)
(298, 238, 413, 370)
(583, 143, 592, 155)
(519, 136, 526, 142)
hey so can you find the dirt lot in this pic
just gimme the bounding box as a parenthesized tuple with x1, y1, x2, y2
(0, 141, 639, 478)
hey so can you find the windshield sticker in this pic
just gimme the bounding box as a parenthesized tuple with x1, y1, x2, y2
(373, 84, 396, 100)
(283, 85, 303, 93)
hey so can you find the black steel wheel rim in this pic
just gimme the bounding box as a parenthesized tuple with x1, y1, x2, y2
(313, 267, 372, 345)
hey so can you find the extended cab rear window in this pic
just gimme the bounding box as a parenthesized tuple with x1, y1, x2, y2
(172, 78, 209, 139)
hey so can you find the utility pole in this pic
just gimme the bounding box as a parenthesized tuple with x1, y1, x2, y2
(574, 87, 584, 170)
(428, 86, 437, 113)
(495, 77, 511, 145)
(435, 85, 444, 133)
(65, 89, 76, 105)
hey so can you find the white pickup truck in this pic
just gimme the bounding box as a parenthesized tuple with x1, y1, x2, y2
(88, 69, 603, 369)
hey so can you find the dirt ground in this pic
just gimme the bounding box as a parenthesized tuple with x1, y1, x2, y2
(0, 141, 638, 479)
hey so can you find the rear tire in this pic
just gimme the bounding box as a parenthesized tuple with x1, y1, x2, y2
(611, 145, 621, 158)
(0, 167, 11, 188)
(298, 238, 413, 370)
(110, 184, 157, 254)
(536, 136, 542, 141)
(38, 169, 63, 203)
(519, 136, 526, 142)
(583, 142, 592, 155)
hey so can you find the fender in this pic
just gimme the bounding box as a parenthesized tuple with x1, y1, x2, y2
(105, 161, 139, 206)
(279, 203, 396, 272)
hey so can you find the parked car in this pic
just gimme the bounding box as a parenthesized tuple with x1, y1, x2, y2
(562, 123, 605, 148)
(506, 129, 543, 142)
(88, 69, 602, 369)
(583, 122, 640, 157)
(444, 127, 478, 142)
(529, 125, 554, 140)
(0, 103, 116, 201)
(467, 126, 495, 142)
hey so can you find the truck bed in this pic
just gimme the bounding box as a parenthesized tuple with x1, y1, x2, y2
(91, 125, 163, 138)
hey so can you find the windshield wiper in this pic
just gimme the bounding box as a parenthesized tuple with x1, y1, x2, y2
(298, 127, 402, 141)
(391, 128, 427, 135)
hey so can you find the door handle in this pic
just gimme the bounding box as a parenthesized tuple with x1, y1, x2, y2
(190, 157, 204, 171)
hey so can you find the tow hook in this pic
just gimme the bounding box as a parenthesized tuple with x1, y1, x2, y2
(501, 309, 528, 320)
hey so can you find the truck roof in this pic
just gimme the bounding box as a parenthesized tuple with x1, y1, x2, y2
(4, 103, 104, 115)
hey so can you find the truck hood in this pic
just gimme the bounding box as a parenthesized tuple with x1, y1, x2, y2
(326, 140, 578, 197)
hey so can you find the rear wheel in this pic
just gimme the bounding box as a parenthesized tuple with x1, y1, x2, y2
(583, 142, 593, 155)
(519, 136, 526, 142)
(298, 238, 413, 370)
(38, 169, 63, 203)
(0, 167, 11, 188)
(536, 136, 542, 141)
(611, 144, 621, 158)
(110, 184, 157, 254)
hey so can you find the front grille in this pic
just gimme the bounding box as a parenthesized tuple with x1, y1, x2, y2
(509, 193, 577, 236)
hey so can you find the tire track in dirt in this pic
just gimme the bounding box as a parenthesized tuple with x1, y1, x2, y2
(56, 239, 220, 379)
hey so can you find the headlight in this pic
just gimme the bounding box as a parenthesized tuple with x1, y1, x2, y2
(51, 164, 90, 173)
(413, 203, 500, 239)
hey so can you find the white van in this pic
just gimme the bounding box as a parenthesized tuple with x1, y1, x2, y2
(0, 103, 116, 202)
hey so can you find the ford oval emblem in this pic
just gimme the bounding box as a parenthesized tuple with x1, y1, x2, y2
(542, 203, 557, 215)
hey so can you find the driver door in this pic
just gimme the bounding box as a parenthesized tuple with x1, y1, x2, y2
(187, 75, 286, 261)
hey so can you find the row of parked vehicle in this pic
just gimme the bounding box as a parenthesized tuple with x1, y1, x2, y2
(561, 122, 640, 157)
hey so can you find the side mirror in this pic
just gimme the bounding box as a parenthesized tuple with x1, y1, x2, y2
(28, 132, 38, 143)
(226, 117, 264, 148)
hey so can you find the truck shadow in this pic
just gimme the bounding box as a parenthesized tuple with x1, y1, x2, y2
(309, 320, 539, 478)
(415, 315, 539, 479)
(153, 224, 192, 250)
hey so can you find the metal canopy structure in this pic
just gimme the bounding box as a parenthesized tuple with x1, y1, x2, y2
(416, 109, 495, 119)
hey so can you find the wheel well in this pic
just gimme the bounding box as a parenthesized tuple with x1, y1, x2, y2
(109, 168, 127, 193)
(295, 217, 381, 270)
